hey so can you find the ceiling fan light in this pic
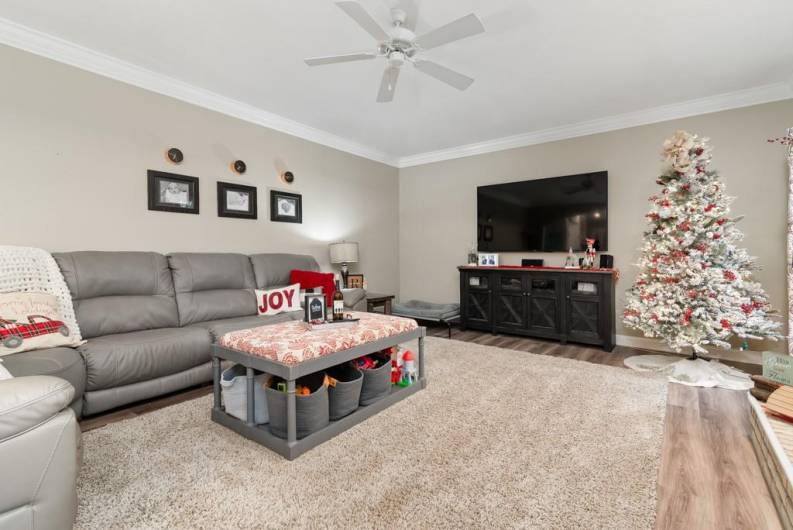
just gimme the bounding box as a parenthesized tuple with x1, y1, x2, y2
(388, 51, 405, 67)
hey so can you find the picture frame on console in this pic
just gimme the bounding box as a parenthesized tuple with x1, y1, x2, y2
(477, 253, 499, 266)
(147, 170, 199, 214)
(217, 181, 257, 219)
(270, 190, 302, 223)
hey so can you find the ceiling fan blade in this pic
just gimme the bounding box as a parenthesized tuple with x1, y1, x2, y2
(414, 60, 474, 91)
(304, 52, 377, 66)
(414, 13, 485, 50)
(335, 1, 390, 42)
(376, 66, 400, 102)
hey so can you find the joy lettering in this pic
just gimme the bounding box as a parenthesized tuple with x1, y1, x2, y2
(259, 288, 295, 313)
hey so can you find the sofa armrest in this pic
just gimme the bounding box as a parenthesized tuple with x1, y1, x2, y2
(0, 376, 74, 441)
(342, 288, 366, 311)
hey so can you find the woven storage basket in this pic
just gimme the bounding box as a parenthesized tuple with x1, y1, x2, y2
(266, 372, 329, 439)
(359, 353, 392, 406)
(327, 364, 363, 420)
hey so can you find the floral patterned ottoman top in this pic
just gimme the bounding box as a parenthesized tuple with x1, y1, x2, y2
(217, 311, 418, 365)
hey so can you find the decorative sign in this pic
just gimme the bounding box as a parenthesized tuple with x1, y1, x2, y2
(304, 294, 326, 322)
(763, 351, 793, 386)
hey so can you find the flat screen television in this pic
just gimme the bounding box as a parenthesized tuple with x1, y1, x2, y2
(477, 171, 608, 252)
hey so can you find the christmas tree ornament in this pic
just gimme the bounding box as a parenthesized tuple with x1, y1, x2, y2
(769, 128, 793, 355)
(623, 131, 782, 388)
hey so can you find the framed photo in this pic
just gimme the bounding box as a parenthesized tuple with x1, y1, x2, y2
(270, 190, 302, 223)
(478, 253, 499, 266)
(346, 274, 364, 289)
(217, 182, 257, 219)
(304, 294, 326, 322)
(147, 170, 199, 214)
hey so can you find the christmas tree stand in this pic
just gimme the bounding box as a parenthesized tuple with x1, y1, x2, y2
(623, 353, 753, 390)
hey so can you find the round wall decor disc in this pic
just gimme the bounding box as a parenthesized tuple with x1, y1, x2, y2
(166, 148, 184, 164)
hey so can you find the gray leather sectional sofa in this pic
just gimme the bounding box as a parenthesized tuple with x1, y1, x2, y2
(2, 251, 366, 417)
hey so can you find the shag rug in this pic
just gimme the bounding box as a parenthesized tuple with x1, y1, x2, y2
(76, 338, 668, 530)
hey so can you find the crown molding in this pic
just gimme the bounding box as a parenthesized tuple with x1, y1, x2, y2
(397, 82, 793, 168)
(0, 17, 400, 167)
(1, 16, 790, 171)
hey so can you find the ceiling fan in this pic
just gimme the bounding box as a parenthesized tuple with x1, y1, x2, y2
(304, 1, 485, 102)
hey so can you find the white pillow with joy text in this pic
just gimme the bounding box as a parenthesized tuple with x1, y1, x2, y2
(255, 283, 301, 316)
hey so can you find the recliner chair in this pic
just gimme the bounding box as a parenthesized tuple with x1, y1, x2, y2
(0, 376, 80, 530)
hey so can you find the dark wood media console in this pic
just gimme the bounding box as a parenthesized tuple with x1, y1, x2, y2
(458, 266, 616, 351)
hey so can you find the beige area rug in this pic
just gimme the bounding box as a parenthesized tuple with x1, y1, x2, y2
(76, 337, 668, 530)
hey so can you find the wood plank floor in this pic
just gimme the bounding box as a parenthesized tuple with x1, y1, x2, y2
(80, 325, 782, 529)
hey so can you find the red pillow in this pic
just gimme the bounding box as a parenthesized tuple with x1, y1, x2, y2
(289, 270, 335, 306)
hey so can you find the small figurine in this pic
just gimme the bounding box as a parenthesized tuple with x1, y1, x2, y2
(564, 247, 577, 268)
(581, 238, 597, 269)
(398, 350, 418, 387)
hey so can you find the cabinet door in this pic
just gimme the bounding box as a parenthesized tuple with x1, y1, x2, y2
(494, 273, 526, 330)
(564, 277, 602, 344)
(462, 272, 492, 327)
(526, 275, 562, 336)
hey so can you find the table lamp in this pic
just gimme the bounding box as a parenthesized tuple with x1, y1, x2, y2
(329, 241, 359, 287)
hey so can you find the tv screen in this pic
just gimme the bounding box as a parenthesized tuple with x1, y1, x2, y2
(477, 172, 608, 252)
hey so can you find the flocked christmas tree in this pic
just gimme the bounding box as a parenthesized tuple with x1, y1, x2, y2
(623, 130, 782, 358)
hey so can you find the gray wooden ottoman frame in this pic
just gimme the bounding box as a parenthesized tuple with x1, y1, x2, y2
(211, 326, 426, 460)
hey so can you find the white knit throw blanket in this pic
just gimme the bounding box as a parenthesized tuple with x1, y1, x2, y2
(0, 245, 83, 343)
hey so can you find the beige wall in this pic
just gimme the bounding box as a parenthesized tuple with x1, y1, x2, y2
(2, 43, 790, 352)
(0, 45, 399, 294)
(399, 99, 793, 352)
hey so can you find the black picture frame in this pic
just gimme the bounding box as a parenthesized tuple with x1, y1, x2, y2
(147, 170, 199, 214)
(304, 294, 326, 322)
(217, 181, 257, 219)
(270, 190, 302, 223)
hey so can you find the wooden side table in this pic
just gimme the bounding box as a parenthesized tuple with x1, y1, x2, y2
(366, 293, 395, 315)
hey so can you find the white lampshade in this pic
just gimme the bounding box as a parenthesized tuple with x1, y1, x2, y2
(329, 241, 359, 264)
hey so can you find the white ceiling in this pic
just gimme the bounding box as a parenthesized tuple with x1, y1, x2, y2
(1, 0, 792, 167)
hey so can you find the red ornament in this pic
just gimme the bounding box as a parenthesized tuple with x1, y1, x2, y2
(720, 319, 731, 330)
(695, 148, 704, 156)
(741, 303, 754, 315)
(723, 270, 737, 281)
(716, 218, 727, 226)
(704, 204, 716, 212)
(712, 233, 721, 240)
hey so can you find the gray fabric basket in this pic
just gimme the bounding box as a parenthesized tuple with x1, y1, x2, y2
(359, 353, 392, 406)
(327, 364, 363, 420)
(265, 372, 329, 439)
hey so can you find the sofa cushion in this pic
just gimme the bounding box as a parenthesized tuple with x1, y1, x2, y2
(78, 327, 211, 391)
(250, 253, 319, 289)
(2, 347, 85, 405)
(290, 270, 336, 305)
(168, 253, 257, 326)
(255, 284, 301, 316)
(0, 292, 82, 356)
(53, 251, 178, 339)
(190, 311, 304, 341)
